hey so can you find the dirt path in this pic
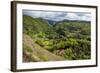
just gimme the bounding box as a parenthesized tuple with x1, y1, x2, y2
(23, 34, 64, 62)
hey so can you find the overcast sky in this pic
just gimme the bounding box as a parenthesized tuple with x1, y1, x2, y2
(23, 10, 91, 21)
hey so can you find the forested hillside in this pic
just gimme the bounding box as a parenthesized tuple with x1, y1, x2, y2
(23, 15, 91, 62)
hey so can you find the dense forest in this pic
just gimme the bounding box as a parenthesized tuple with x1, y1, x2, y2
(23, 15, 91, 62)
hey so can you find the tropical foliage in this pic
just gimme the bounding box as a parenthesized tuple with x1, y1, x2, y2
(23, 15, 91, 61)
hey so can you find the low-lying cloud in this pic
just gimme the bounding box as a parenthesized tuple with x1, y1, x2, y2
(23, 10, 91, 21)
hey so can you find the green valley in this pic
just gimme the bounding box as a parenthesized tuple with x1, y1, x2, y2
(23, 15, 91, 62)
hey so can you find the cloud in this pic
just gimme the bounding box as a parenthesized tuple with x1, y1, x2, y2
(23, 10, 91, 21)
(64, 13, 91, 21)
(66, 13, 79, 19)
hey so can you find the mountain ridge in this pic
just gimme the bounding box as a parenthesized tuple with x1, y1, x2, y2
(23, 15, 90, 25)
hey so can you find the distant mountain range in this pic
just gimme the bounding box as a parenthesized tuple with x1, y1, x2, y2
(23, 15, 90, 25)
(47, 19, 90, 25)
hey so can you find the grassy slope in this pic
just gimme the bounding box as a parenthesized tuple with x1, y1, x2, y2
(23, 34, 64, 62)
(23, 15, 52, 34)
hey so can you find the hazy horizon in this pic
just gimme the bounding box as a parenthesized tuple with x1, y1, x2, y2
(23, 10, 91, 22)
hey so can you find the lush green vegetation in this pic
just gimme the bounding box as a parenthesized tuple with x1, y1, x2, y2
(23, 15, 91, 61)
